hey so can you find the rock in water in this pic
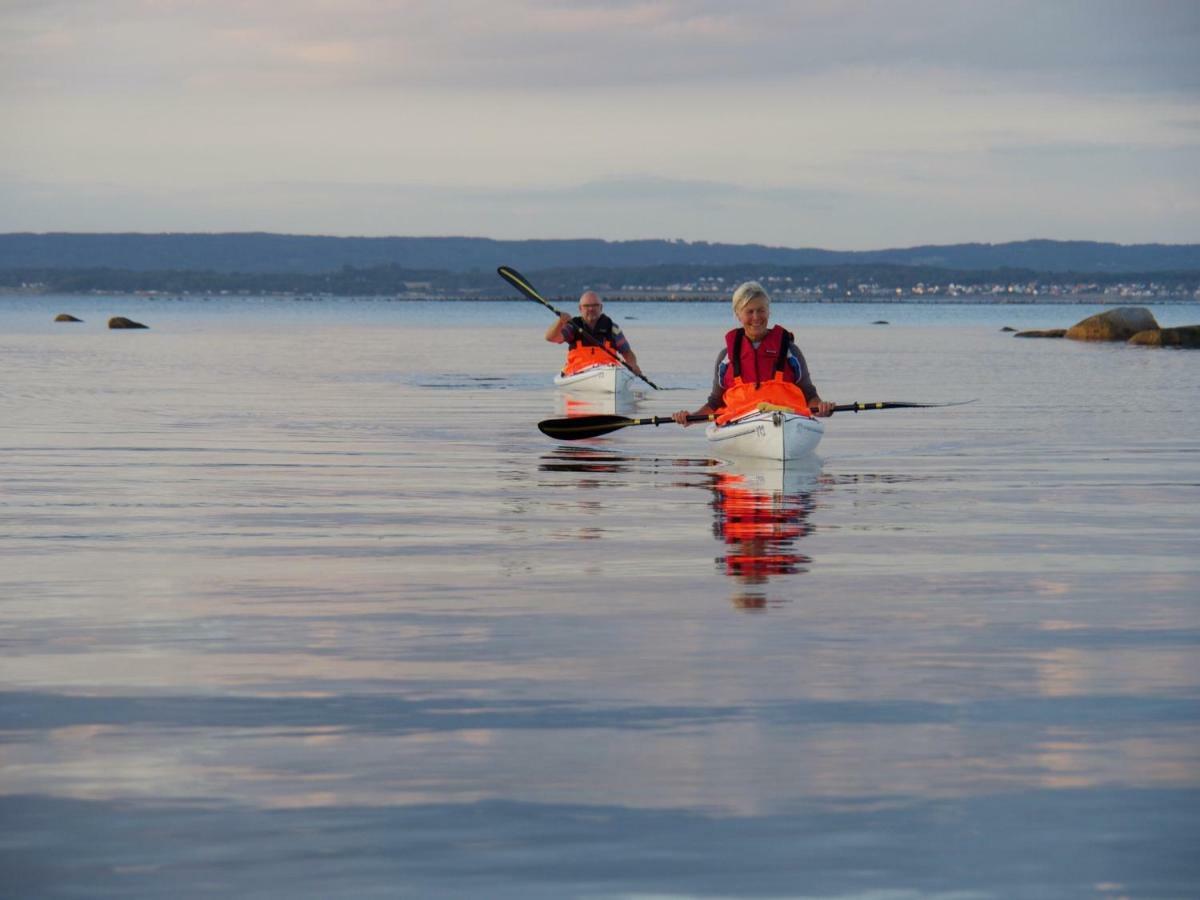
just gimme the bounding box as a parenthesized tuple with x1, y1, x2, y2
(108, 316, 148, 329)
(1013, 329, 1067, 338)
(55, 313, 83, 322)
(1065, 307, 1158, 342)
(1128, 325, 1200, 348)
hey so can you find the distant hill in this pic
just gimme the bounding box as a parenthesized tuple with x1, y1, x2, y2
(2, 233, 1199, 275)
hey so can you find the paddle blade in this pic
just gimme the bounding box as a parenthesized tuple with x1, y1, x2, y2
(538, 415, 634, 440)
(497, 266, 546, 303)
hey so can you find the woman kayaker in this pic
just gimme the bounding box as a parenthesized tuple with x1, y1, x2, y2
(671, 281, 835, 425)
(545, 290, 644, 378)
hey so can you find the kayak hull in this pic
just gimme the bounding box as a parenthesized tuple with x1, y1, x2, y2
(705, 410, 824, 461)
(554, 364, 634, 394)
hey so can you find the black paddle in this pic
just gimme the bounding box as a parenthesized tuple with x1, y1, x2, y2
(498, 265, 660, 390)
(538, 400, 976, 441)
(833, 400, 976, 412)
(540, 414, 713, 440)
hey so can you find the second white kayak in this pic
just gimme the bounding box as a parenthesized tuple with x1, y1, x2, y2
(553, 364, 634, 394)
(705, 409, 825, 461)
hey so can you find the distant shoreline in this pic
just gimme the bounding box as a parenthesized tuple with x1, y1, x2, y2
(4, 289, 1198, 305)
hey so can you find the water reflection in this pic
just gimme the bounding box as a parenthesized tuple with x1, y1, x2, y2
(537, 449, 719, 543)
(538, 446, 635, 476)
(538, 448, 717, 478)
(554, 389, 639, 418)
(707, 460, 824, 610)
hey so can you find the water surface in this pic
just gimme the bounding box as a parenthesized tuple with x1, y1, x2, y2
(3, 296, 1199, 898)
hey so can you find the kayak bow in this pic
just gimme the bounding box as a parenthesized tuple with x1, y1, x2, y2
(553, 364, 635, 394)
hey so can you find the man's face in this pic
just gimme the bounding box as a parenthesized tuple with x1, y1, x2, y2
(579, 294, 603, 326)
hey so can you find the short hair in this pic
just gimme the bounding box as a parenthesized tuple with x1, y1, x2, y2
(731, 281, 769, 315)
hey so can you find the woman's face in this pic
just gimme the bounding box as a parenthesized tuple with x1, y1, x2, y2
(737, 297, 770, 340)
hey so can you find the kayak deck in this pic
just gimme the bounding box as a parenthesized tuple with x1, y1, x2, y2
(705, 409, 824, 461)
(553, 364, 634, 394)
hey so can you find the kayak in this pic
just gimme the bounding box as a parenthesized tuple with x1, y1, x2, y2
(553, 364, 634, 394)
(705, 409, 824, 461)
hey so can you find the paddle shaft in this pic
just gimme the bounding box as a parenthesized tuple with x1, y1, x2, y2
(632, 414, 712, 427)
(498, 266, 660, 390)
(538, 400, 974, 441)
(832, 400, 974, 412)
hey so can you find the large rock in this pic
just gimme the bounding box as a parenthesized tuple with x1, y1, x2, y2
(1065, 306, 1158, 342)
(1128, 325, 1200, 348)
(54, 313, 82, 322)
(1014, 329, 1066, 338)
(108, 316, 148, 329)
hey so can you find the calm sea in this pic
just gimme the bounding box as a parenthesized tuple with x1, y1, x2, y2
(3, 294, 1199, 899)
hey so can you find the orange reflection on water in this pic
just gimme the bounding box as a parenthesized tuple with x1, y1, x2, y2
(707, 463, 822, 609)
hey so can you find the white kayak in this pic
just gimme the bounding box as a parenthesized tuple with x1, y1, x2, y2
(553, 364, 635, 394)
(705, 409, 825, 461)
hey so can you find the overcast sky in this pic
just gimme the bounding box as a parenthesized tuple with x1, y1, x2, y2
(3, 0, 1198, 248)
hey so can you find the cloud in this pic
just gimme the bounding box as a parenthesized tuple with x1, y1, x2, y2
(282, 41, 362, 66)
(5, 168, 1195, 249)
(2, 1, 1198, 244)
(6, 1, 1200, 96)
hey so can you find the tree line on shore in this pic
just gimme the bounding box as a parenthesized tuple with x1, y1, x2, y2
(4, 233, 1199, 274)
(4, 262, 1199, 298)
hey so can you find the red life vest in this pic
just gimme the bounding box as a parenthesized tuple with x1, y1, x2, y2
(716, 325, 812, 424)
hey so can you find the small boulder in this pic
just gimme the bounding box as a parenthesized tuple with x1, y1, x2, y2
(1000, 326, 1017, 332)
(872, 320, 889, 325)
(55, 313, 83, 322)
(1065, 307, 1158, 342)
(1014, 329, 1066, 338)
(108, 316, 148, 329)
(1128, 325, 1200, 348)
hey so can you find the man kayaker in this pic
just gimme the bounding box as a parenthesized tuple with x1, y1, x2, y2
(544, 291, 644, 378)
(672, 281, 835, 425)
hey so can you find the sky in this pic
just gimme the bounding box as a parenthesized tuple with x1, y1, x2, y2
(3, 0, 1199, 249)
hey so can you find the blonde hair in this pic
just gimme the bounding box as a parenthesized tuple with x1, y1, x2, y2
(731, 281, 770, 316)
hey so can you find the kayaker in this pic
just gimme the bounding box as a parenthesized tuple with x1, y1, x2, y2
(671, 281, 835, 425)
(545, 291, 644, 378)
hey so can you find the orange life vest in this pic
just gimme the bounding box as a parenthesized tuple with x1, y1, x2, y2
(715, 326, 811, 424)
(563, 342, 619, 375)
(562, 314, 621, 375)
